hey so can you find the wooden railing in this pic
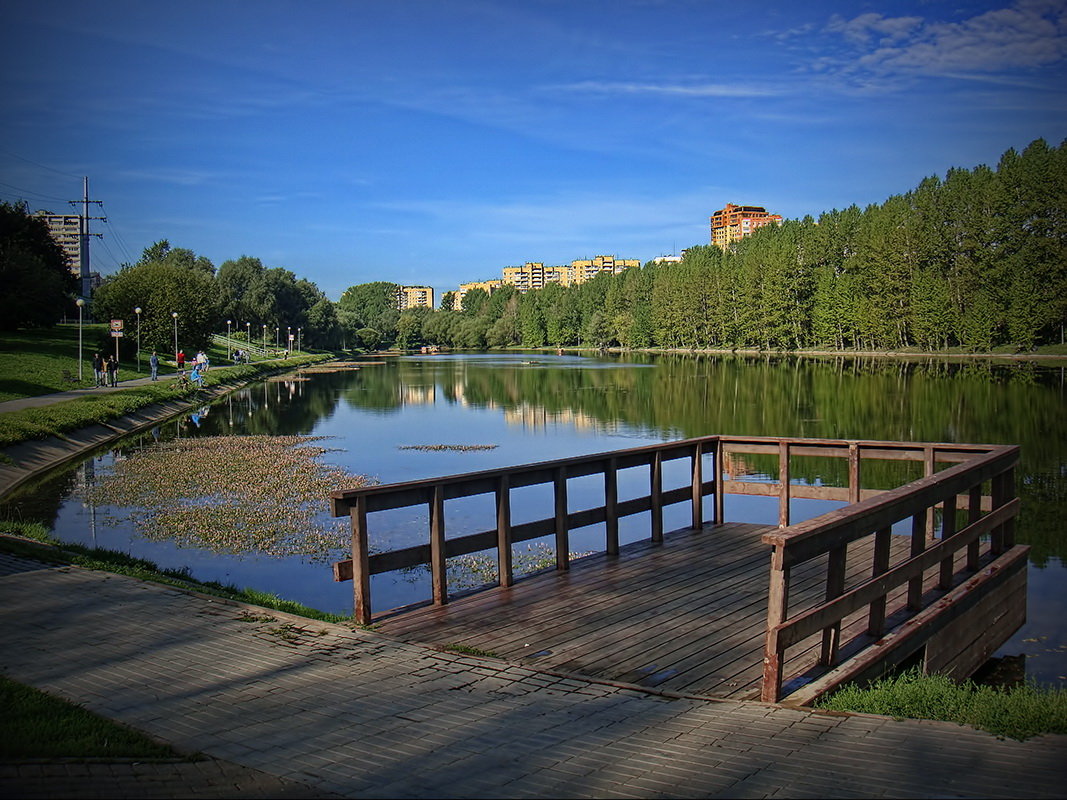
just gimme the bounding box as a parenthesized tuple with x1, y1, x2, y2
(330, 435, 1014, 629)
(759, 442, 1021, 703)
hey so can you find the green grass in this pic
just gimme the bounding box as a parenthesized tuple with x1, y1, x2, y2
(0, 352, 331, 447)
(0, 324, 143, 400)
(0, 521, 351, 624)
(815, 667, 1067, 741)
(0, 674, 191, 760)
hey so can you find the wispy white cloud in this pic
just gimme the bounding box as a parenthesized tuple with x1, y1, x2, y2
(118, 168, 221, 186)
(548, 80, 781, 98)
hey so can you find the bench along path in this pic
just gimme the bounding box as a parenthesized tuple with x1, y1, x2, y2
(372, 521, 925, 700)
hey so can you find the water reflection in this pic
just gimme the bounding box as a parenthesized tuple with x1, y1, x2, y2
(2, 352, 1065, 686)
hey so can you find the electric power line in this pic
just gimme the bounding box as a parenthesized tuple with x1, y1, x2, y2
(0, 180, 71, 206)
(0, 147, 82, 179)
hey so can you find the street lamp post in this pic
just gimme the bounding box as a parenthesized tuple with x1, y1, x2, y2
(287, 326, 291, 354)
(172, 312, 178, 365)
(245, 322, 251, 349)
(275, 326, 279, 349)
(226, 320, 232, 361)
(135, 307, 142, 372)
(262, 323, 267, 352)
(297, 327, 302, 353)
(76, 298, 85, 381)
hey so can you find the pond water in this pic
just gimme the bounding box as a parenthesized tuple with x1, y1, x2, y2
(4, 351, 1065, 688)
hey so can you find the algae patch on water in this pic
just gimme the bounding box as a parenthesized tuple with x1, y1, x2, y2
(83, 435, 371, 560)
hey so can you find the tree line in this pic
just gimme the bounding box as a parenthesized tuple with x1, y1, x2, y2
(4, 137, 1063, 354)
(382, 138, 1065, 353)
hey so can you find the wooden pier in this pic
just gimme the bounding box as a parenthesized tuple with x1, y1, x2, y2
(331, 435, 1026, 705)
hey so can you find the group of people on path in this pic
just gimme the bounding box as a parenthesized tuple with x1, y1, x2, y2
(91, 348, 212, 390)
(91, 352, 120, 388)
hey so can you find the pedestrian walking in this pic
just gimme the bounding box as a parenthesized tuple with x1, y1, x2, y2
(177, 350, 185, 371)
(105, 355, 118, 387)
(149, 351, 159, 381)
(92, 352, 104, 387)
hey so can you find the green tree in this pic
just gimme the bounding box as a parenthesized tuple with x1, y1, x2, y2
(338, 281, 400, 344)
(91, 260, 220, 354)
(0, 202, 77, 330)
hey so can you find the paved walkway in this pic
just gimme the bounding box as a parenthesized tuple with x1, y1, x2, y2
(1, 553, 1064, 799)
(0, 374, 178, 414)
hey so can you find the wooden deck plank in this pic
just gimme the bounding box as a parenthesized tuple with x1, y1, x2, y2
(371, 521, 981, 699)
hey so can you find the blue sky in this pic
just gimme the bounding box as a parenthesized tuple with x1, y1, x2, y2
(2, 0, 1065, 301)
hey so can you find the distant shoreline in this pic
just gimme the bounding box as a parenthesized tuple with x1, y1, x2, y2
(548, 346, 1067, 364)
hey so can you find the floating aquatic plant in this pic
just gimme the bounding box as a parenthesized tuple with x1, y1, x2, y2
(398, 444, 498, 452)
(83, 435, 371, 560)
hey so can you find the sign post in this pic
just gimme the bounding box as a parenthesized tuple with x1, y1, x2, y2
(110, 319, 124, 362)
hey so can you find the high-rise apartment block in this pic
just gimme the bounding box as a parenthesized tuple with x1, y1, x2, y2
(34, 210, 82, 274)
(710, 204, 782, 248)
(396, 285, 435, 311)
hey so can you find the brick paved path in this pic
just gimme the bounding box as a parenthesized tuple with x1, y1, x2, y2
(1, 554, 1064, 799)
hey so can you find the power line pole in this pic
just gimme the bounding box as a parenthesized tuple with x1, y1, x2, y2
(69, 176, 105, 298)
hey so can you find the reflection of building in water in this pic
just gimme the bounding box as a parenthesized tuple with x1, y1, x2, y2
(401, 383, 437, 405)
(503, 403, 622, 434)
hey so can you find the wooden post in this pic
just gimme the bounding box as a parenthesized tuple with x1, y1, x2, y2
(554, 466, 569, 571)
(938, 494, 956, 590)
(605, 458, 619, 555)
(868, 527, 891, 636)
(925, 447, 937, 541)
(713, 438, 725, 526)
(991, 467, 1016, 552)
(967, 484, 982, 571)
(821, 544, 847, 665)
(848, 443, 861, 504)
(650, 451, 663, 543)
(908, 508, 926, 611)
(430, 485, 448, 605)
(350, 495, 372, 625)
(691, 441, 703, 531)
(761, 547, 791, 703)
(778, 440, 791, 528)
(1003, 466, 1016, 548)
(496, 474, 513, 588)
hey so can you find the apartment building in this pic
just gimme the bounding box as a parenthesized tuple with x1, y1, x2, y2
(502, 262, 569, 292)
(710, 204, 782, 248)
(34, 210, 82, 274)
(396, 285, 435, 311)
(456, 279, 503, 308)
(568, 255, 640, 284)
(501, 256, 639, 293)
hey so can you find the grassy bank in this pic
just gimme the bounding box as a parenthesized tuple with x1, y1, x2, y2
(0, 521, 351, 624)
(816, 668, 1067, 741)
(0, 353, 331, 448)
(0, 674, 193, 760)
